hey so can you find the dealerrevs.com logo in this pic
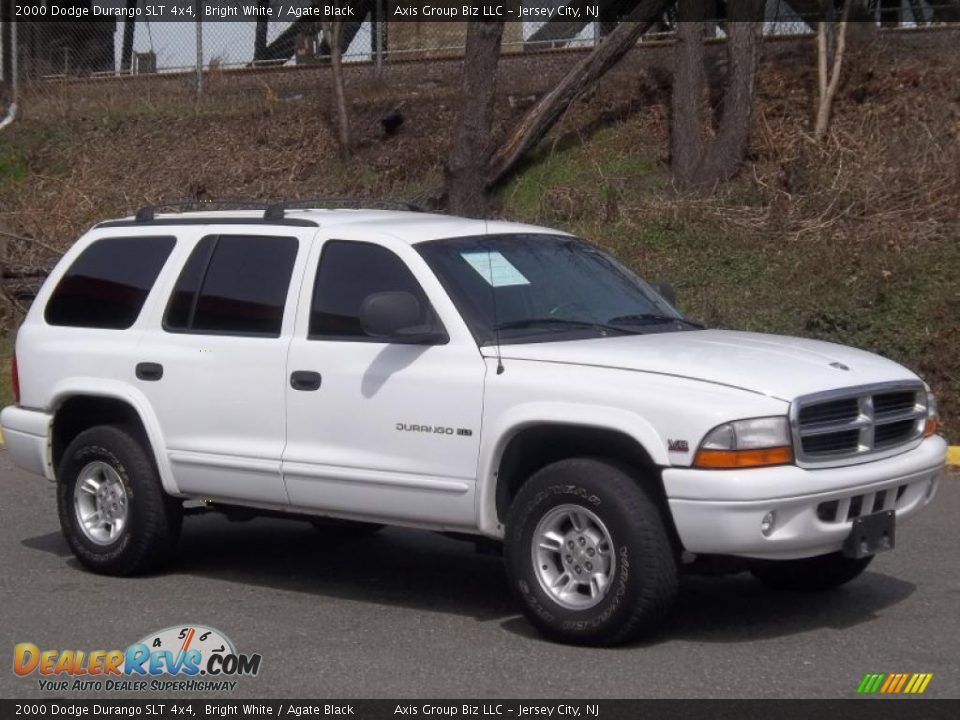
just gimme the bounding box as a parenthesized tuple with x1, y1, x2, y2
(13, 624, 262, 693)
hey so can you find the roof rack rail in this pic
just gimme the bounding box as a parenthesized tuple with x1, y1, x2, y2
(262, 196, 428, 220)
(133, 196, 428, 223)
(133, 198, 276, 223)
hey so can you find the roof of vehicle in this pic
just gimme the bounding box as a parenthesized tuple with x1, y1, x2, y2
(96, 209, 570, 245)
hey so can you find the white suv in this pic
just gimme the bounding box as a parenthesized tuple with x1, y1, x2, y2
(1, 202, 946, 645)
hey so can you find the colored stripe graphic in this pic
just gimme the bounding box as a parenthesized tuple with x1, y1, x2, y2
(858, 673, 932, 694)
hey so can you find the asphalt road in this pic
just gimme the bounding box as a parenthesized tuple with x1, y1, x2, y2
(1, 451, 958, 700)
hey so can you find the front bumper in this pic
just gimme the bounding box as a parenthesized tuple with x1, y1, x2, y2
(1, 405, 54, 481)
(663, 436, 947, 560)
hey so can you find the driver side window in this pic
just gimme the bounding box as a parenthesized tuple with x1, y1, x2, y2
(309, 240, 434, 341)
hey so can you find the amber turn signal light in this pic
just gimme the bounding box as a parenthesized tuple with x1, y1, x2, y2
(693, 446, 794, 469)
(923, 417, 939, 437)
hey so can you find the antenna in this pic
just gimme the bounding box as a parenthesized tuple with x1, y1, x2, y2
(484, 232, 505, 375)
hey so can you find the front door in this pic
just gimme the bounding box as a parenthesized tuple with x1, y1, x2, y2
(282, 238, 486, 529)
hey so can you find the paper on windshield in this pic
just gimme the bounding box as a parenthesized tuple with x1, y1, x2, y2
(460, 251, 530, 287)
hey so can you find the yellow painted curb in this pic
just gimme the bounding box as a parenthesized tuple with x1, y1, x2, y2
(948, 446, 960, 466)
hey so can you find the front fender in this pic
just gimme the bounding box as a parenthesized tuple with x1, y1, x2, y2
(475, 402, 667, 537)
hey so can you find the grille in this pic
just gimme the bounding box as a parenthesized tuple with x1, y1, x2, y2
(816, 485, 906, 523)
(793, 382, 926, 465)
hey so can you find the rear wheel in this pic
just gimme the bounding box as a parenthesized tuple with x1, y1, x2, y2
(57, 425, 182, 576)
(751, 552, 873, 591)
(505, 458, 678, 646)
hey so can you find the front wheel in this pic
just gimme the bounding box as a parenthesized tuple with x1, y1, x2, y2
(57, 425, 182, 576)
(505, 458, 678, 646)
(751, 552, 873, 591)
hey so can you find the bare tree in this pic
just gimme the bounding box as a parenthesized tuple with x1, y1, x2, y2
(446, 21, 505, 217)
(814, 0, 853, 142)
(670, 1, 765, 189)
(486, 0, 670, 189)
(322, 21, 351, 160)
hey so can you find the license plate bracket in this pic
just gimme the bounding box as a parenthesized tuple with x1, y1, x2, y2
(843, 510, 896, 559)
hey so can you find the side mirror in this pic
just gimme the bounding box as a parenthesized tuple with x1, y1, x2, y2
(359, 291, 446, 344)
(652, 281, 677, 307)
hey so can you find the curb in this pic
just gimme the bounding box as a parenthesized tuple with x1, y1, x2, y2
(0, 429, 956, 464)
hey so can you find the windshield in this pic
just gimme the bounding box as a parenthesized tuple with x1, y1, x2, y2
(417, 234, 700, 346)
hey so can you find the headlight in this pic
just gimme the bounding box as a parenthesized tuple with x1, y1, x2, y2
(693, 417, 793, 469)
(923, 389, 940, 437)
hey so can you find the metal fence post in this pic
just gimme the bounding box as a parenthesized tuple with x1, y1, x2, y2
(374, 0, 385, 76)
(195, 13, 203, 97)
(0, 19, 18, 132)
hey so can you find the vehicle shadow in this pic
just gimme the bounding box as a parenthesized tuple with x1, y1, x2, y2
(23, 515, 917, 643)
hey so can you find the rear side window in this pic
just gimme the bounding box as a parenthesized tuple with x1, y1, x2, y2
(45, 236, 175, 329)
(310, 240, 431, 340)
(164, 235, 298, 337)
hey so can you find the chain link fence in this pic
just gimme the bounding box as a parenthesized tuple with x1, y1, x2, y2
(0, 1, 958, 120)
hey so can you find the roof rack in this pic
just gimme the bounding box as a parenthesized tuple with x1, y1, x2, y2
(133, 196, 428, 223)
(133, 198, 270, 223)
(263, 196, 428, 220)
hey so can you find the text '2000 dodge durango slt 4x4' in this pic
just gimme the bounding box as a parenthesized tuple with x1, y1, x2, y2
(1, 202, 947, 645)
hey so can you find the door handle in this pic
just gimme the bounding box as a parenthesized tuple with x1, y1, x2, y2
(136, 362, 164, 381)
(290, 370, 322, 391)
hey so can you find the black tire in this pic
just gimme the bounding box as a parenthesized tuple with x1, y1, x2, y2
(57, 425, 182, 576)
(751, 552, 873, 591)
(309, 518, 385, 537)
(505, 458, 679, 646)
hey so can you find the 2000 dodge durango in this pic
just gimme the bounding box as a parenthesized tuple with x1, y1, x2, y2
(1, 203, 947, 645)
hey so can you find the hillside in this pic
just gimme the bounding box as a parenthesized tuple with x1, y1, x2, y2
(0, 38, 958, 439)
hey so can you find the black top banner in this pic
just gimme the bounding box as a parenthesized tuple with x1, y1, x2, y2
(13, 0, 577, 23)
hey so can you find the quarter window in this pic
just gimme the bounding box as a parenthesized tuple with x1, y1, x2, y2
(164, 235, 298, 337)
(45, 236, 175, 329)
(310, 241, 433, 340)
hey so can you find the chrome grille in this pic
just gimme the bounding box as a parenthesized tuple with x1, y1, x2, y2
(792, 382, 926, 466)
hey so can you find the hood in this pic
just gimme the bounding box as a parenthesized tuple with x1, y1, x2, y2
(484, 329, 920, 401)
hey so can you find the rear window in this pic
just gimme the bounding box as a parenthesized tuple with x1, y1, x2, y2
(44, 236, 176, 329)
(164, 234, 298, 337)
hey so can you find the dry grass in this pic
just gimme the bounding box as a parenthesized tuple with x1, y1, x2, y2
(0, 35, 958, 438)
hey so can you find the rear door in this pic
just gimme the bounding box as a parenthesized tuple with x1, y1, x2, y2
(136, 226, 313, 505)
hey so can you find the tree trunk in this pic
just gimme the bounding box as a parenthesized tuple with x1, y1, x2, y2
(697, 9, 764, 185)
(120, 2, 137, 74)
(670, 7, 707, 188)
(446, 21, 506, 218)
(671, 0, 764, 189)
(324, 22, 351, 159)
(814, 0, 852, 143)
(486, 0, 670, 189)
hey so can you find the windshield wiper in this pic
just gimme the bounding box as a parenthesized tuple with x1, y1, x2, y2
(607, 313, 704, 329)
(494, 317, 638, 336)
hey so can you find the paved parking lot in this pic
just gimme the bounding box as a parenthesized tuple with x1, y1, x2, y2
(1, 451, 957, 699)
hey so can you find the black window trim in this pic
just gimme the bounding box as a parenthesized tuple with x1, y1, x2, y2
(44, 234, 177, 331)
(307, 239, 448, 344)
(162, 233, 299, 339)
